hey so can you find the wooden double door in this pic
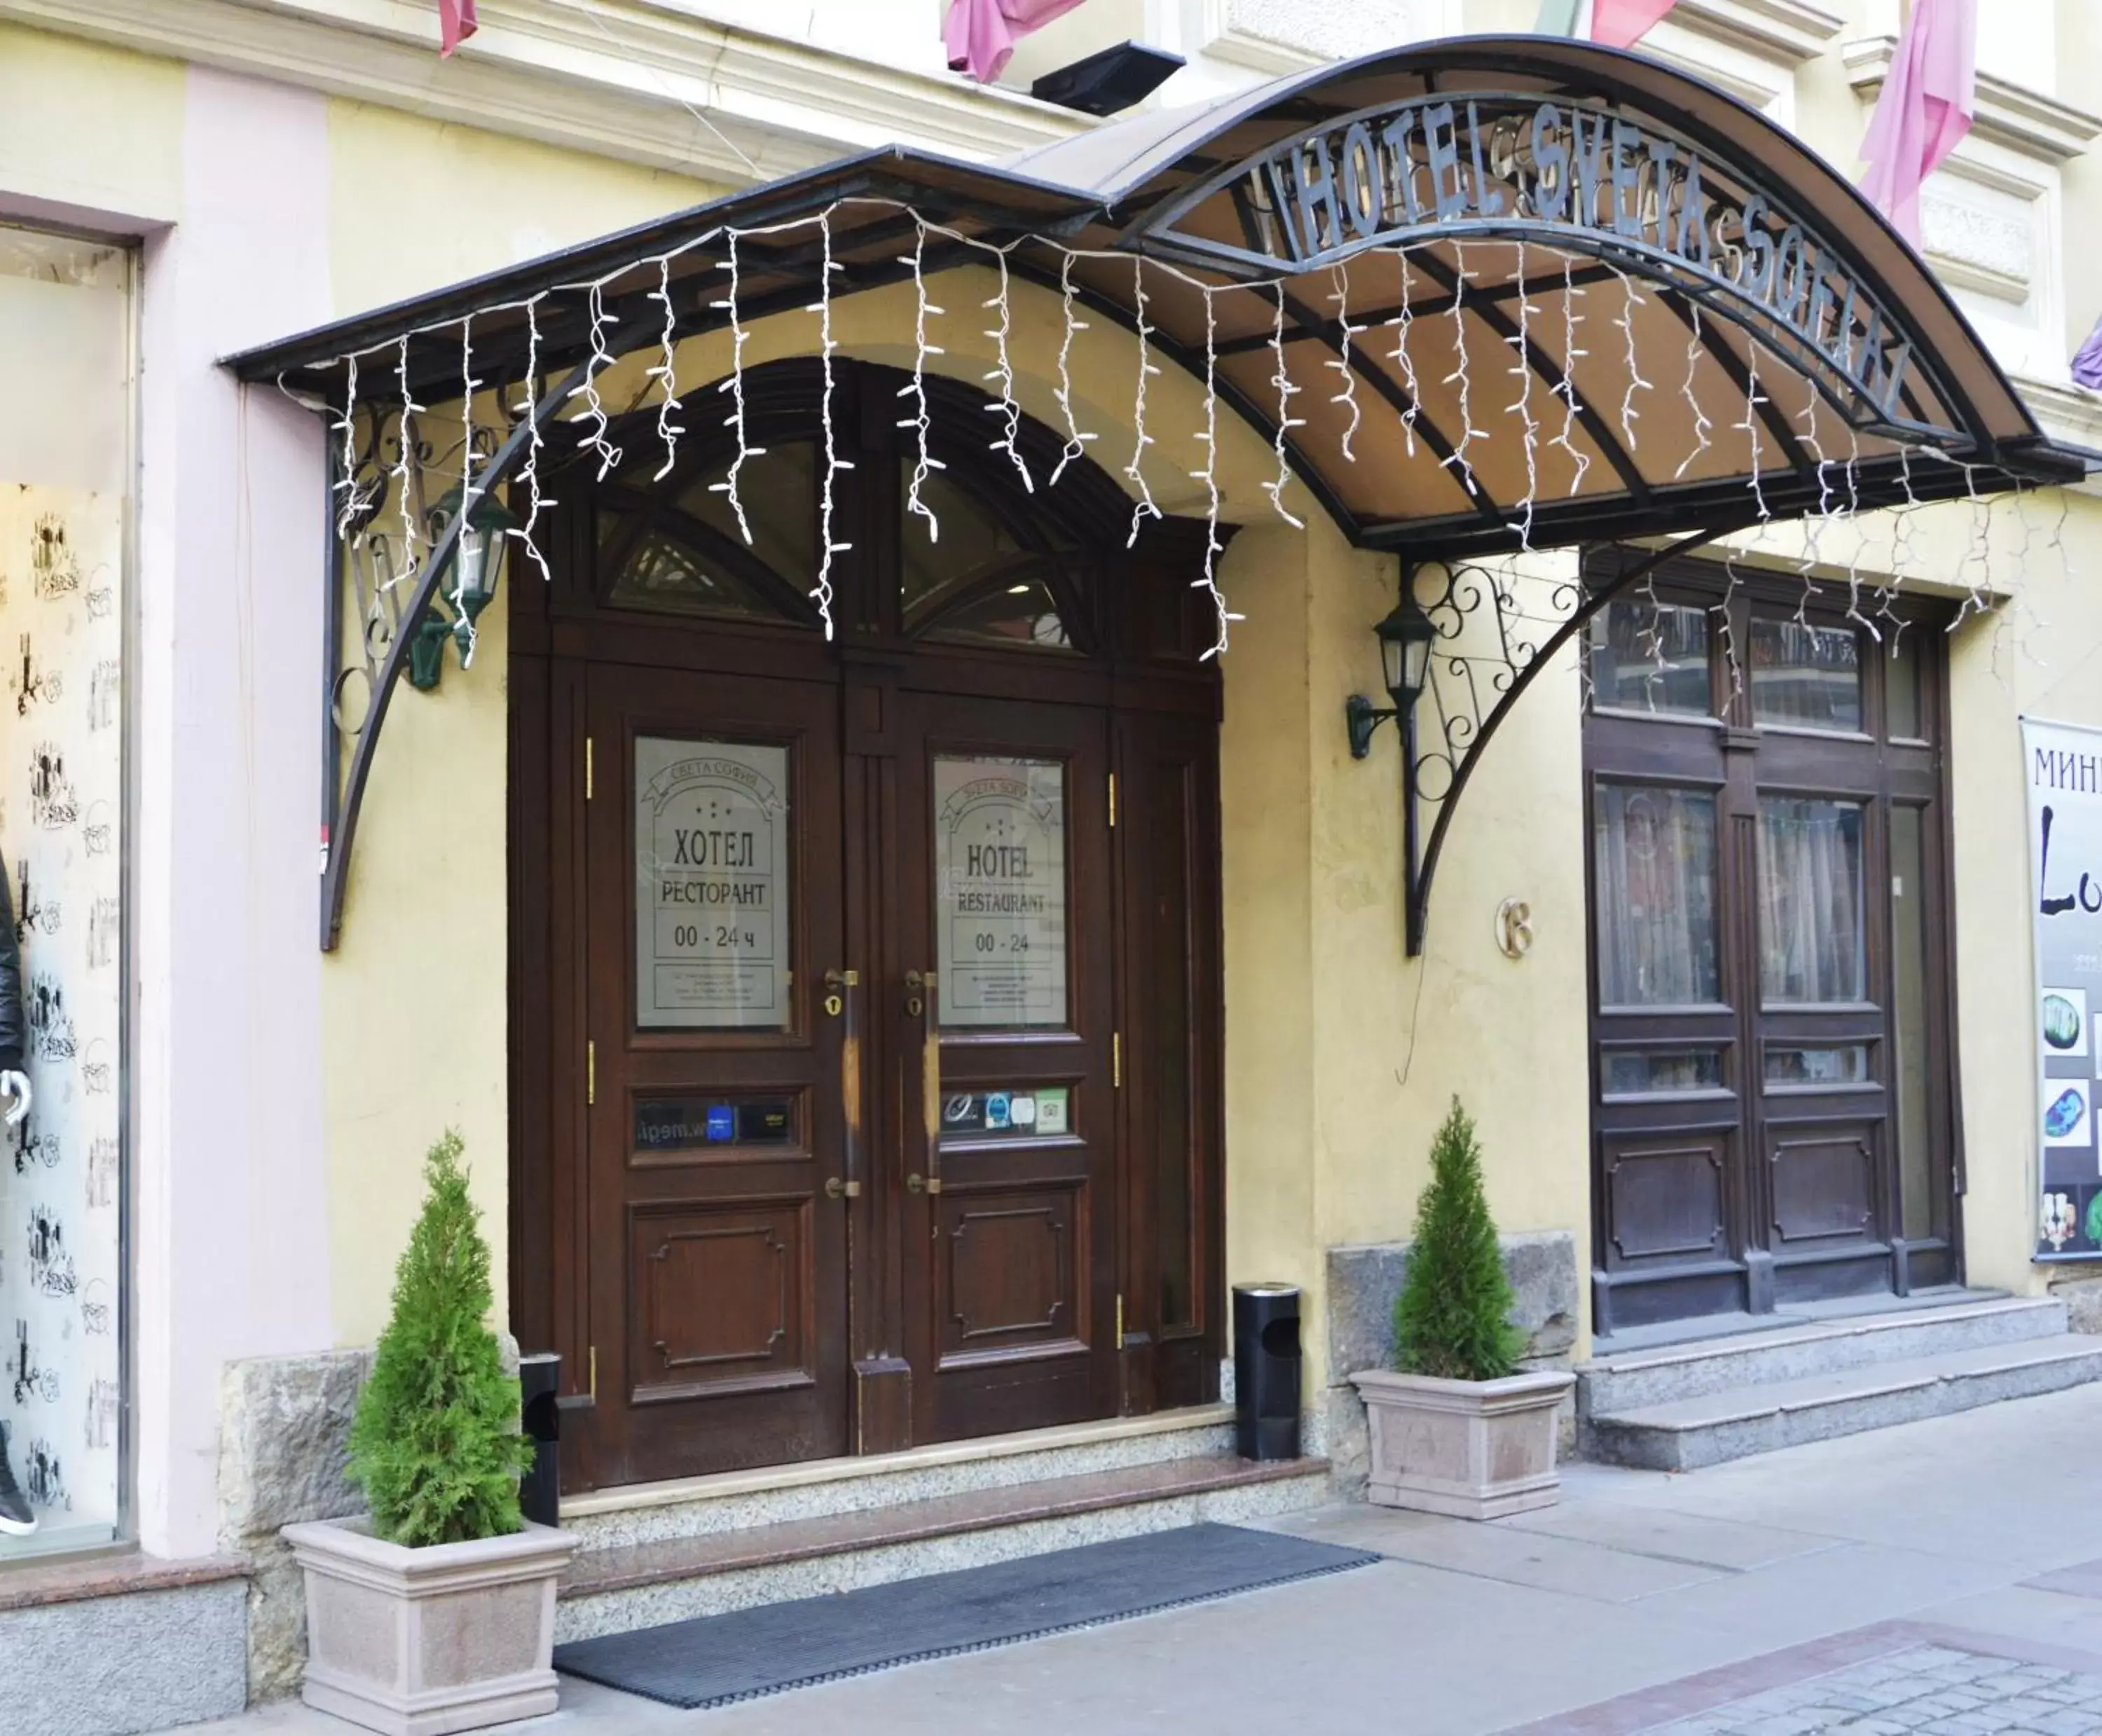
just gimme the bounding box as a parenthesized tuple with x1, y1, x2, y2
(1584, 558, 1960, 1334)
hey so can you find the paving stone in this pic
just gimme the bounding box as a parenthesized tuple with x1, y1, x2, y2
(1651, 1647, 2102, 1735)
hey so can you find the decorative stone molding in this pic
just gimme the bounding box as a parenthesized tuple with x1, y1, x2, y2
(0, 0, 1087, 185)
(1190, 0, 1457, 77)
(1665, 0, 1844, 66)
(1843, 37, 2102, 162)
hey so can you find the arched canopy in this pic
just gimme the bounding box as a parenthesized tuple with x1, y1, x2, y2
(231, 35, 2084, 563)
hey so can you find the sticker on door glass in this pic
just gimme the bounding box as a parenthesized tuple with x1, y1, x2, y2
(934, 756, 1067, 1028)
(634, 737, 791, 1029)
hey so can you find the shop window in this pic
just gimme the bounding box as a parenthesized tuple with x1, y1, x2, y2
(1586, 596, 1712, 717)
(1749, 617, 1862, 733)
(0, 223, 131, 1556)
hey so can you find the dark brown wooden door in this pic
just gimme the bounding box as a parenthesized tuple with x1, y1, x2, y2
(1585, 560, 1960, 1335)
(890, 691, 1120, 1441)
(582, 662, 852, 1485)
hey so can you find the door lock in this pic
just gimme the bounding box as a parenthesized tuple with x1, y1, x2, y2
(904, 968, 929, 1018)
(824, 1176, 861, 1201)
(905, 1172, 942, 1196)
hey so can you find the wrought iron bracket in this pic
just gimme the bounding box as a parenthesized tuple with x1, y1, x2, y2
(319, 359, 595, 951)
(1396, 525, 1737, 958)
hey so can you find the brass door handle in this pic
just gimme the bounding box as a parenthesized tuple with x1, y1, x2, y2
(825, 1176, 861, 1201)
(905, 1172, 942, 1196)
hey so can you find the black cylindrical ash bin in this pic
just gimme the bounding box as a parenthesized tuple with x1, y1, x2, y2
(1232, 1283, 1301, 1461)
(518, 1351, 563, 1528)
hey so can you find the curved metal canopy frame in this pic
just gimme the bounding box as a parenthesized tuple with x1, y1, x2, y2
(226, 36, 2087, 952)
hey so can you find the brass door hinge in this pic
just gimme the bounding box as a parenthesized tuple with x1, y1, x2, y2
(1112, 1031, 1122, 1089)
(585, 736, 594, 801)
(1108, 771, 1118, 829)
(587, 1039, 596, 1105)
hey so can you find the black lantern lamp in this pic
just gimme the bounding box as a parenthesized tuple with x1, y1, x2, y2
(1346, 586, 1437, 759)
(408, 481, 521, 692)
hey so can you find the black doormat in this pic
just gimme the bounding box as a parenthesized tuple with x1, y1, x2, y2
(554, 1521, 1378, 1709)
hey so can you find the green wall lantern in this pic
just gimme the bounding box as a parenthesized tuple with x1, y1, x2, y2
(407, 480, 521, 693)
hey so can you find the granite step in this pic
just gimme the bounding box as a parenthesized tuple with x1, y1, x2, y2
(1579, 1297, 2068, 1418)
(561, 1403, 1238, 1550)
(1584, 1333, 2102, 1472)
(555, 1452, 1330, 1644)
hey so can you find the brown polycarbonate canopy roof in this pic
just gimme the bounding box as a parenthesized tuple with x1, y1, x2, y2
(228, 34, 2087, 560)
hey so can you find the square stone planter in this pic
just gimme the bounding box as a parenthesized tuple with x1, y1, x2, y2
(1351, 1367, 1576, 1520)
(281, 1517, 577, 1736)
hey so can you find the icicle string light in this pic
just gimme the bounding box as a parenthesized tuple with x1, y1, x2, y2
(1050, 250, 1096, 487)
(1389, 247, 1419, 457)
(390, 334, 423, 598)
(454, 317, 484, 668)
(510, 296, 555, 584)
(577, 282, 624, 480)
(898, 219, 947, 541)
(1614, 271, 1651, 452)
(809, 209, 851, 639)
(648, 256, 685, 483)
(1125, 255, 1164, 549)
(1326, 264, 1363, 464)
(710, 233, 760, 543)
(1553, 252, 1591, 497)
(1506, 241, 1539, 552)
(1672, 298, 1712, 483)
(1441, 242, 1487, 491)
(982, 245, 1035, 494)
(1192, 287, 1238, 661)
(1265, 282, 1306, 528)
(332, 352, 363, 540)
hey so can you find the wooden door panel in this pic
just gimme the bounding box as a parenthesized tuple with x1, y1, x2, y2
(937, 1180, 1088, 1365)
(1768, 1118, 1879, 1246)
(1599, 1129, 1731, 1268)
(627, 1197, 813, 1403)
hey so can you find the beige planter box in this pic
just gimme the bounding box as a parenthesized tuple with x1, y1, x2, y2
(1351, 1368, 1576, 1520)
(282, 1517, 577, 1736)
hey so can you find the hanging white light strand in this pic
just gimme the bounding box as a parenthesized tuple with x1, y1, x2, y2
(1442, 242, 1487, 492)
(332, 352, 364, 540)
(1552, 253, 1590, 497)
(1050, 250, 1095, 487)
(1264, 282, 1305, 528)
(1876, 445, 1920, 647)
(710, 231, 760, 543)
(1193, 287, 1238, 661)
(1125, 255, 1164, 548)
(1839, 432, 1876, 643)
(1614, 270, 1651, 454)
(510, 296, 555, 585)
(1326, 264, 1363, 464)
(577, 281, 624, 480)
(1388, 247, 1419, 457)
(809, 209, 851, 638)
(898, 218, 947, 539)
(454, 317, 485, 668)
(648, 256, 685, 482)
(390, 334, 424, 598)
(1736, 338, 1772, 523)
(1672, 299, 1713, 481)
(1792, 378, 1832, 626)
(1506, 241, 1540, 551)
(981, 244, 1035, 494)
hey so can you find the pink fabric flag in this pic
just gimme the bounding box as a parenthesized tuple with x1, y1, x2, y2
(1590, 0, 1679, 48)
(1858, 0, 1977, 247)
(438, 0, 477, 57)
(944, 0, 1089, 84)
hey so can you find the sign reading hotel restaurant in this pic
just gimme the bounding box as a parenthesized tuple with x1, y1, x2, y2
(634, 737, 790, 1030)
(1159, 93, 1915, 422)
(2026, 719, 2102, 1259)
(934, 757, 1067, 1029)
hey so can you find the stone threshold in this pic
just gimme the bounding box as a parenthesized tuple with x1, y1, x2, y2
(0, 1547, 249, 1613)
(1582, 1293, 2040, 1369)
(561, 1452, 1324, 1599)
(559, 1402, 1235, 1521)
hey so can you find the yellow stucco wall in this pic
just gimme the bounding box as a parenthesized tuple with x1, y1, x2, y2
(0, 23, 184, 223)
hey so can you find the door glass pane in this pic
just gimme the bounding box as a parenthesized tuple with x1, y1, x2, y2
(633, 737, 792, 1031)
(1765, 1045, 1871, 1088)
(934, 756, 1069, 1030)
(1593, 784, 1722, 1006)
(1750, 618, 1862, 732)
(1586, 597, 1711, 717)
(1892, 805, 1936, 1239)
(1887, 634, 1924, 740)
(1757, 798, 1866, 1003)
(1600, 1048, 1724, 1097)
(603, 443, 815, 621)
(927, 574, 1075, 653)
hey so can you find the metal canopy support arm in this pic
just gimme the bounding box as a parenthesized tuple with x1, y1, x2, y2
(1399, 525, 1736, 957)
(320, 359, 596, 951)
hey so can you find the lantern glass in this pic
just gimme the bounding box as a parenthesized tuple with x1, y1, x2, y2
(1373, 593, 1436, 711)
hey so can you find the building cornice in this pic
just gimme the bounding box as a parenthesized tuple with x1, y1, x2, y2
(0, 0, 1090, 185)
(1843, 36, 2102, 163)
(1668, 0, 1845, 64)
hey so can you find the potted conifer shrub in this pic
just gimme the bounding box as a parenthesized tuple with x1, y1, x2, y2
(1351, 1100, 1575, 1520)
(283, 1132, 575, 1735)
